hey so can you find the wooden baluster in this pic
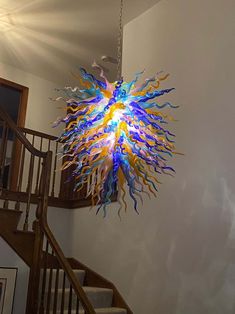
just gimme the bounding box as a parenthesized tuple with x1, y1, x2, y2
(1, 124, 9, 205)
(0, 123, 9, 190)
(68, 285, 73, 314)
(3, 196, 9, 209)
(30, 135, 35, 193)
(35, 137, 43, 194)
(14, 201, 20, 211)
(76, 296, 80, 314)
(60, 271, 66, 314)
(46, 249, 54, 314)
(47, 139, 52, 196)
(23, 154, 35, 231)
(17, 144, 25, 192)
(0, 122, 7, 167)
(51, 141, 58, 197)
(48, 139, 51, 151)
(26, 220, 44, 314)
(39, 240, 49, 314)
(31, 134, 35, 146)
(14, 144, 25, 210)
(52, 267, 59, 314)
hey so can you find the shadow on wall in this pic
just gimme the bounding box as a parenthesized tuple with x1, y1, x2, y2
(146, 177, 235, 314)
(71, 170, 235, 314)
(69, 78, 235, 313)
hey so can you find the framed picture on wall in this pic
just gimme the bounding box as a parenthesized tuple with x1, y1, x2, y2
(0, 268, 17, 314)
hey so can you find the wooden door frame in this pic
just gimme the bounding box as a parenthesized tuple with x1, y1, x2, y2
(0, 77, 29, 190)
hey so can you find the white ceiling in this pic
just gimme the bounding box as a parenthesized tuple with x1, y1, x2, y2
(0, 0, 160, 85)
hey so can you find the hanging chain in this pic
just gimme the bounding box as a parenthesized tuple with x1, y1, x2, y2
(117, 0, 124, 81)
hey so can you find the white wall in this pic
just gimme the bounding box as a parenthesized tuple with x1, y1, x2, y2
(47, 206, 73, 257)
(69, 0, 235, 313)
(0, 61, 63, 135)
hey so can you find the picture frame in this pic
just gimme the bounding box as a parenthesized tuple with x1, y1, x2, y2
(0, 268, 17, 314)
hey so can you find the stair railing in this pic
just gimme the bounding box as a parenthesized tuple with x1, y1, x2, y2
(1, 124, 117, 209)
(0, 106, 48, 228)
(18, 126, 86, 203)
(0, 106, 95, 314)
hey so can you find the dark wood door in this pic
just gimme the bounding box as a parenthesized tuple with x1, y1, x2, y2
(0, 77, 28, 190)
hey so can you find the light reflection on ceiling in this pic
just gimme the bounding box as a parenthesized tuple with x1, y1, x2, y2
(0, 0, 161, 85)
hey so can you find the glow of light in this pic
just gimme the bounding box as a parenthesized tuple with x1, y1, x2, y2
(54, 64, 179, 216)
(0, 8, 14, 32)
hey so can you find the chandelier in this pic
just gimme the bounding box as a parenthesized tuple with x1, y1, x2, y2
(54, 0, 179, 215)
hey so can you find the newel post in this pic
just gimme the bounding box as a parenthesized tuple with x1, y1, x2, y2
(26, 152, 52, 314)
(26, 220, 44, 314)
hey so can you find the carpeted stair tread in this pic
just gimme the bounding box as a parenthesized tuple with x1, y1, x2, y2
(79, 308, 127, 314)
(83, 286, 113, 308)
(83, 286, 113, 293)
(46, 268, 85, 286)
(49, 286, 113, 309)
(50, 308, 127, 314)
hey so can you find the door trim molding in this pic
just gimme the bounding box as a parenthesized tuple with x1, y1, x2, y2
(0, 77, 29, 190)
(0, 77, 29, 127)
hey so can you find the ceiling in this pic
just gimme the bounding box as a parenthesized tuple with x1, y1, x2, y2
(0, 0, 160, 85)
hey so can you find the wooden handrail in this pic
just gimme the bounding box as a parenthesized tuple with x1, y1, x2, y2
(19, 127, 58, 141)
(44, 222, 96, 313)
(38, 151, 95, 313)
(0, 106, 47, 158)
(0, 106, 95, 313)
(69, 257, 134, 314)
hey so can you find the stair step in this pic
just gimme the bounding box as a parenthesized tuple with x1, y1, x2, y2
(0, 208, 22, 215)
(0, 208, 22, 230)
(0, 208, 34, 265)
(50, 308, 127, 314)
(12, 229, 35, 242)
(45, 269, 85, 288)
(14, 230, 35, 235)
(82, 308, 127, 314)
(83, 286, 113, 309)
(49, 286, 113, 310)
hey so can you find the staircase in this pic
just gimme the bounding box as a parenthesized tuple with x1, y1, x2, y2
(45, 269, 126, 314)
(0, 208, 35, 265)
(0, 106, 132, 314)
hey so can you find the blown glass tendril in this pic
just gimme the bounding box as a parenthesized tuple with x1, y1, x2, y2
(54, 65, 178, 216)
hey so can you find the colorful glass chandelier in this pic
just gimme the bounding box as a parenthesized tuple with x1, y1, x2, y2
(54, 0, 179, 215)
